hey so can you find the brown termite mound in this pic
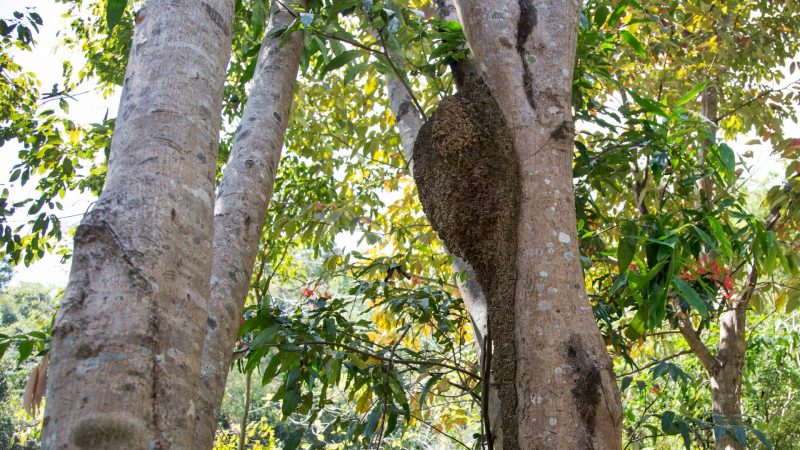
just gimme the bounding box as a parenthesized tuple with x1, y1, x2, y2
(412, 78, 520, 449)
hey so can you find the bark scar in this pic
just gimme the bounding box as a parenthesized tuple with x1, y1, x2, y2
(516, 0, 537, 110)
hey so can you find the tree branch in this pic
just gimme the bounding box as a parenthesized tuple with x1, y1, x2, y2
(254, 340, 478, 379)
(618, 350, 693, 377)
(670, 297, 721, 375)
(712, 77, 800, 123)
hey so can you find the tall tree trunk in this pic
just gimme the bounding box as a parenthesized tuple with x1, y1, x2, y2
(384, 0, 488, 351)
(191, 2, 305, 448)
(704, 86, 745, 450)
(712, 303, 746, 450)
(701, 86, 745, 450)
(42, 1, 235, 449)
(451, 2, 622, 448)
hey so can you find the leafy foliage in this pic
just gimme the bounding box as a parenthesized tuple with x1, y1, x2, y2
(0, 0, 799, 448)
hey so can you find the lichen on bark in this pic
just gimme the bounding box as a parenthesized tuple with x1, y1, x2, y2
(413, 78, 520, 449)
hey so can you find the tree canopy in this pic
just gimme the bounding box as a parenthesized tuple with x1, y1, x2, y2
(0, 0, 798, 449)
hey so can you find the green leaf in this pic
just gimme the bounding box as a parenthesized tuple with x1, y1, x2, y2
(661, 410, 675, 433)
(786, 292, 800, 314)
(364, 404, 383, 438)
(692, 225, 718, 252)
(419, 374, 442, 409)
(707, 217, 732, 259)
(282, 388, 302, 418)
(675, 81, 708, 106)
(732, 427, 748, 446)
(718, 143, 736, 182)
(620, 30, 646, 56)
(320, 50, 361, 78)
(750, 427, 774, 450)
(620, 376, 633, 392)
(625, 306, 648, 340)
(713, 425, 727, 443)
(17, 340, 33, 364)
(106, 0, 128, 33)
(251, 323, 283, 348)
(283, 428, 304, 450)
(618, 221, 638, 274)
(593, 6, 609, 27)
(676, 419, 692, 449)
(673, 277, 708, 318)
(262, 353, 284, 383)
(764, 231, 777, 273)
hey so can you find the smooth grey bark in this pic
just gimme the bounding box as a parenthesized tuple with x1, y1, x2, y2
(452, 1, 623, 448)
(191, 2, 305, 448)
(42, 1, 236, 449)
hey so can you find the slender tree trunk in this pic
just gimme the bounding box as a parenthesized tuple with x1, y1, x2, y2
(452, 1, 622, 448)
(383, 0, 488, 352)
(712, 303, 746, 450)
(191, 2, 305, 448)
(42, 1, 235, 449)
(700, 86, 745, 450)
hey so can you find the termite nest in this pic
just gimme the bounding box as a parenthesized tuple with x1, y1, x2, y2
(412, 77, 520, 449)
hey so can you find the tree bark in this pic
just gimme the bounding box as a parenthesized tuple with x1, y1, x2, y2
(191, 2, 305, 448)
(42, 1, 235, 449)
(452, 1, 622, 448)
(712, 303, 746, 450)
(383, 0, 488, 352)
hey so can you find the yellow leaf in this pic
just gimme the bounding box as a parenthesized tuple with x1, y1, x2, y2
(355, 389, 372, 414)
(365, 76, 379, 96)
(68, 129, 81, 145)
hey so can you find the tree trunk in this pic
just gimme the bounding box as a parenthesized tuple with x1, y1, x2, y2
(384, 0, 489, 352)
(451, 1, 622, 448)
(192, 2, 305, 448)
(701, 86, 745, 450)
(712, 304, 746, 450)
(42, 1, 235, 449)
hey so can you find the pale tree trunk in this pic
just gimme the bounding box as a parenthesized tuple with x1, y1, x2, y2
(384, 0, 488, 351)
(192, 2, 305, 448)
(42, 1, 235, 449)
(672, 200, 780, 450)
(452, 1, 622, 448)
(703, 86, 746, 450)
(428, 0, 489, 353)
(713, 303, 747, 450)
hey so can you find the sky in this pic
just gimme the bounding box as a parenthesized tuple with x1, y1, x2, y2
(0, 0, 796, 287)
(1, 0, 120, 285)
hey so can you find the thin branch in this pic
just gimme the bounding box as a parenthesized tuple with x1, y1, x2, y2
(618, 350, 693, 377)
(274, 0, 381, 54)
(670, 296, 721, 375)
(408, 413, 472, 450)
(713, 77, 800, 123)
(734, 203, 783, 310)
(375, 28, 427, 121)
(373, 326, 410, 450)
(237, 370, 252, 450)
(257, 340, 478, 379)
(275, 0, 428, 123)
